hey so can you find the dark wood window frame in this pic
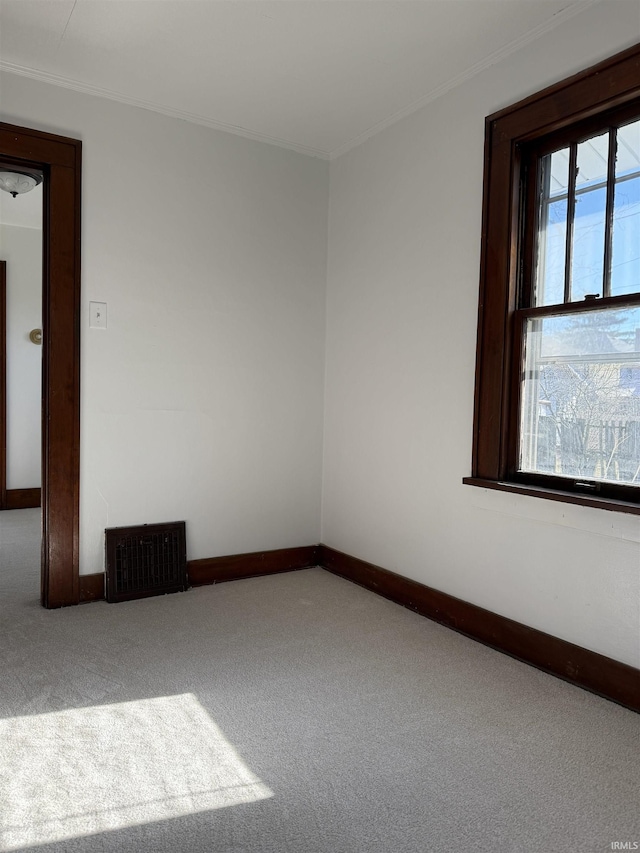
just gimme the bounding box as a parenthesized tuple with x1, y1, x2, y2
(464, 42, 640, 515)
(0, 123, 82, 605)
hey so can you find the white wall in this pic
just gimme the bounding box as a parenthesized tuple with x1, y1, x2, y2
(0, 221, 42, 490)
(323, 1, 640, 668)
(0, 73, 329, 572)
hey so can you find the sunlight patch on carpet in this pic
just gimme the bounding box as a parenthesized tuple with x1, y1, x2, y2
(0, 693, 273, 850)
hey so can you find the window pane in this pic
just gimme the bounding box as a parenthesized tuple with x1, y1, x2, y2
(520, 307, 640, 484)
(616, 118, 640, 174)
(575, 132, 609, 186)
(611, 120, 640, 297)
(535, 149, 569, 306)
(571, 133, 609, 301)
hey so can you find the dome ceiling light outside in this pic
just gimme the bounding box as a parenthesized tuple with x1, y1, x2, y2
(0, 170, 43, 198)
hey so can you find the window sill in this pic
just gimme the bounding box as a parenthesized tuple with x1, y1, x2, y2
(462, 477, 640, 516)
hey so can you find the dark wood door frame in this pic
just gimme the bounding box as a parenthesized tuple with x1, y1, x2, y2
(0, 123, 81, 608)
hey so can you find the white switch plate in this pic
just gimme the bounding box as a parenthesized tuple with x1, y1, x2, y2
(90, 302, 107, 329)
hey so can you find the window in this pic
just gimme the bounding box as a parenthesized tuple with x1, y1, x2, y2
(464, 43, 640, 514)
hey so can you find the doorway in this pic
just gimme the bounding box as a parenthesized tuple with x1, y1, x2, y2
(0, 123, 81, 608)
(0, 173, 43, 510)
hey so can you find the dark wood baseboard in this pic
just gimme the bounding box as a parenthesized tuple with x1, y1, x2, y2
(79, 573, 105, 603)
(78, 545, 320, 602)
(71, 539, 639, 711)
(5, 488, 41, 510)
(187, 545, 320, 586)
(318, 545, 640, 713)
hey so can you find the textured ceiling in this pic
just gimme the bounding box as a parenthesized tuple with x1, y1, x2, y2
(0, 0, 598, 158)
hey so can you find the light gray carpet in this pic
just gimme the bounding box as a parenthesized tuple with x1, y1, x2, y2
(1, 508, 638, 853)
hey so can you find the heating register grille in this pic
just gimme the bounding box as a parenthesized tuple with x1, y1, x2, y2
(105, 521, 187, 603)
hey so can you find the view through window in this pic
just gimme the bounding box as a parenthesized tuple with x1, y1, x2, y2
(519, 116, 640, 488)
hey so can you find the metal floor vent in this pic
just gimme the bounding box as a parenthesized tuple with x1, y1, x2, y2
(105, 521, 187, 603)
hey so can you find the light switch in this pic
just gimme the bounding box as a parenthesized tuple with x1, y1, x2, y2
(90, 302, 107, 329)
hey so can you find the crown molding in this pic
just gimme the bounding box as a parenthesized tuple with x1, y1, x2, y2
(0, 60, 331, 161)
(328, 0, 602, 160)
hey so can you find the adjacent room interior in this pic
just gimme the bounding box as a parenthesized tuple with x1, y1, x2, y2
(0, 1, 639, 851)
